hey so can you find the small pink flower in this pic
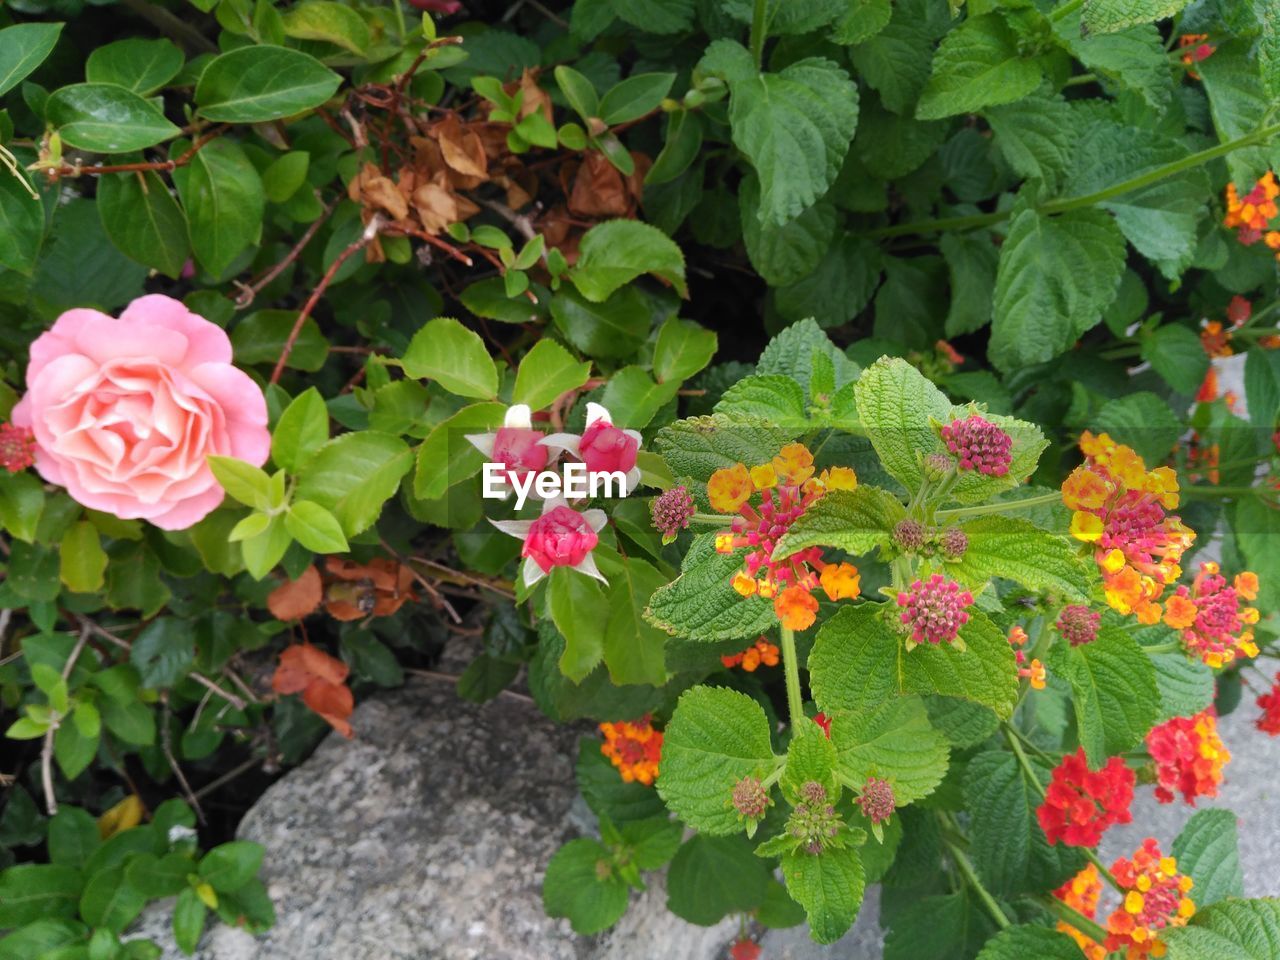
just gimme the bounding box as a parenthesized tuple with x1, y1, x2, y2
(12, 295, 268, 530)
(492, 497, 608, 587)
(897, 574, 973, 649)
(940, 413, 1013, 476)
(466, 404, 553, 493)
(545, 403, 642, 495)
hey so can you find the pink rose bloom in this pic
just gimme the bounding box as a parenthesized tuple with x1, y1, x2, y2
(492, 497, 608, 587)
(12, 295, 270, 530)
(544, 403, 643, 494)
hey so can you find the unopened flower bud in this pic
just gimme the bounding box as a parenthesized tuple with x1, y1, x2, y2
(939, 526, 968, 560)
(651, 485, 695, 543)
(893, 519, 926, 552)
(731, 776, 770, 820)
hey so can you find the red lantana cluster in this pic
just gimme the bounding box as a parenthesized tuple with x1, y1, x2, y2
(1223, 170, 1280, 255)
(1037, 748, 1134, 847)
(1256, 673, 1280, 735)
(1104, 839, 1195, 959)
(599, 717, 662, 786)
(1145, 709, 1230, 805)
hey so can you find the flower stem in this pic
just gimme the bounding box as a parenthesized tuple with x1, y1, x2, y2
(935, 490, 1062, 520)
(1180, 485, 1266, 499)
(1040, 895, 1109, 943)
(869, 122, 1280, 239)
(1002, 724, 1049, 799)
(1142, 641, 1183, 655)
(779, 626, 806, 731)
(944, 836, 1011, 929)
(1048, 0, 1085, 22)
(690, 512, 728, 525)
(1081, 845, 1125, 894)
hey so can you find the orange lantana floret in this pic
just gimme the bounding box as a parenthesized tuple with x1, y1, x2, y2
(775, 585, 819, 631)
(599, 717, 662, 785)
(721, 637, 781, 672)
(708, 463, 753, 513)
(819, 562, 861, 601)
(1054, 865, 1107, 960)
(1200, 320, 1232, 358)
(772, 442, 815, 485)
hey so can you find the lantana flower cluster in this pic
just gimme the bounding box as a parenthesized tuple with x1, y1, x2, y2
(1162, 562, 1259, 668)
(896, 574, 973, 650)
(1223, 170, 1280, 256)
(1255, 673, 1280, 735)
(1145, 709, 1230, 805)
(1053, 864, 1106, 960)
(599, 717, 662, 786)
(721, 637, 780, 672)
(1062, 431, 1193, 624)
(708, 443, 860, 631)
(1104, 839, 1196, 959)
(1037, 748, 1135, 847)
(1007, 625, 1046, 689)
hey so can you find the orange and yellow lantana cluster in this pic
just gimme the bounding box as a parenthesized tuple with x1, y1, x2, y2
(1105, 840, 1196, 959)
(1054, 864, 1106, 960)
(721, 637, 780, 672)
(1162, 563, 1259, 668)
(708, 444, 861, 631)
(1224, 171, 1280, 257)
(599, 717, 662, 786)
(1063, 432, 1192, 624)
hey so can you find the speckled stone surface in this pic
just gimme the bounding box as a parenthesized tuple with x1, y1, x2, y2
(128, 680, 736, 959)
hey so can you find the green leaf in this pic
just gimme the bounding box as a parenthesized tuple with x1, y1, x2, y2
(657, 685, 778, 835)
(412, 401, 504, 501)
(833, 0, 891, 44)
(603, 557, 669, 686)
(621, 817, 682, 870)
(854, 356, 951, 494)
(195, 45, 341, 123)
(97, 170, 190, 278)
(781, 722, 839, 799)
(1047, 625, 1160, 765)
(598, 367, 680, 429)
(126, 851, 196, 898)
(666, 835, 770, 924)
(261, 151, 310, 204)
(295, 431, 413, 537)
(964, 750, 1085, 896)
(1163, 899, 1280, 959)
(1053, 17, 1172, 112)
(653, 415, 794, 483)
(130, 617, 195, 688)
(0, 22, 62, 98)
(779, 846, 865, 944)
(199, 840, 264, 892)
(975, 926, 1087, 960)
(726, 51, 860, 225)
(0, 166, 44, 276)
(549, 285, 650, 360)
(231, 309, 329, 372)
(808, 604, 1018, 720)
(757, 320, 858, 393)
(80, 866, 147, 933)
(46, 83, 180, 154)
(645, 535, 778, 641)
(1142, 324, 1210, 396)
(553, 65, 598, 120)
(740, 178, 836, 287)
(1171, 809, 1243, 909)
(281, 1, 370, 55)
(547, 566, 609, 682)
(884, 891, 996, 960)
(271, 387, 330, 473)
(947, 516, 1091, 599)
(1081, 0, 1191, 33)
(401, 317, 498, 399)
(59, 521, 107, 594)
(48, 807, 99, 868)
(85, 38, 183, 95)
(647, 109, 703, 186)
(847, 0, 944, 114)
(1259, 0, 1280, 102)
(609, 0, 694, 34)
(512, 339, 591, 411)
(1092, 391, 1184, 463)
(990, 205, 1126, 372)
(1198, 42, 1278, 189)
(173, 887, 208, 955)
(916, 14, 1042, 120)
(1151, 651, 1215, 723)
(0, 864, 81, 926)
(715, 375, 808, 427)
(285, 500, 349, 554)
(830, 697, 948, 805)
(984, 91, 1074, 192)
(207, 455, 272, 509)
(599, 72, 674, 125)
(570, 220, 687, 302)
(772, 487, 904, 560)
(774, 234, 883, 330)
(653, 316, 717, 384)
(175, 138, 265, 279)
(577, 738, 668, 823)
(542, 838, 628, 935)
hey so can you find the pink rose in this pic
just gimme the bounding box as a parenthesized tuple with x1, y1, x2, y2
(12, 295, 270, 530)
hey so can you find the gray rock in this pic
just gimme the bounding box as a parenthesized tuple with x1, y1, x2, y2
(128, 680, 736, 960)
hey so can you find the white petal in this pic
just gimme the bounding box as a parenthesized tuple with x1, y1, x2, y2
(624, 467, 643, 493)
(574, 552, 608, 584)
(541, 432, 581, 456)
(624, 429, 643, 446)
(490, 518, 534, 539)
(465, 433, 496, 456)
(542, 496, 570, 514)
(583, 508, 609, 532)
(585, 402, 611, 426)
(504, 404, 533, 429)
(523, 559, 547, 587)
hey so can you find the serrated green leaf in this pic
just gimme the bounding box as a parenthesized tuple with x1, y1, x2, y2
(666, 834, 771, 924)
(654, 415, 797, 483)
(964, 750, 1085, 896)
(715, 375, 809, 427)
(1081, 0, 1190, 33)
(847, 0, 946, 114)
(1151, 652, 1215, 723)
(975, 926, 1086, 960)
(830, 696, 949, 805)
(1142, 325, 1210, 396)
(1054, 17, 1173, 112)
(1198, 42, 1280, 189)
(284, 500, 349, 554)
(130, 617, 195, 689)
(1171, 809, 1244, 909)
(771, 487, 903, 560)
(984, 91, 1074, 192)
(740, 175, 836, 287)
(809, 603, 1018, 719)
(1163, 899, 1280, 959)
(645, 535, 778, 641)
(779, 846, 865, 944)
(854, 356, 951, 494)
(757, 318, 859, 394)
(774, 234, 883, 330)
(1047, 625, 1160, 765)
(916, 14, 1042, 121)
(542, 838, 628, 935)
(657, 685, 779, 835)
(577, 738, 668, 823)
(947, 516, 1090, 599)
(1092, 391, 1184, 464)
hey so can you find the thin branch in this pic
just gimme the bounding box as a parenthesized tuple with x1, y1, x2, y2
(39, 624, 93, 816)
(161, 693, 206, 824)
(380, 539, 462, 624)
(404, 667, 534, 705)
(42, 127, 226, 180)
(406, 556, 515, 599)
(234, 197, 339, 309)
(270, 215, 383, 385)
(117, 0, 219, 54)
(192, 754, 262, 801)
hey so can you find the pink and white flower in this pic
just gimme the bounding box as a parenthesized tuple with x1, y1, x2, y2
(545, 402, 642, 494)
(466, 404, 555, 497)
(491, 496, 608, 587)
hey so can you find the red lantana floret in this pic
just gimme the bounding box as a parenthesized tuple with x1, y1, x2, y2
(0, 422, 35, 473)
(897, 574, 972, 648)
(599, 716, 662, 786)
(940, 413, 1012, 476)
(1256, 672, 1280, 735)
(1145, 708, 1230, 805)
(1036, 748, 1134, 847)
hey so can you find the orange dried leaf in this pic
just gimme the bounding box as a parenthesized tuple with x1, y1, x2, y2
(273, 642, 349, 695)
(303, 679, 355, 738)
(267, 565, 323, 621)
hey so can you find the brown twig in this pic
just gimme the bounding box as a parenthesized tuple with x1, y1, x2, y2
(404, 667, 535, 705)
(161, 693, 206, 824)
(39, 624, 92, 816)
(269, 215, 383, 385)
(45, 127, 226, 179)
(192, 754, 262, 801)
(380, 539, 463, 624)
(234, 197, 339, 309)
(382, 222, 474, 266)
(406, 556, 515, 599)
